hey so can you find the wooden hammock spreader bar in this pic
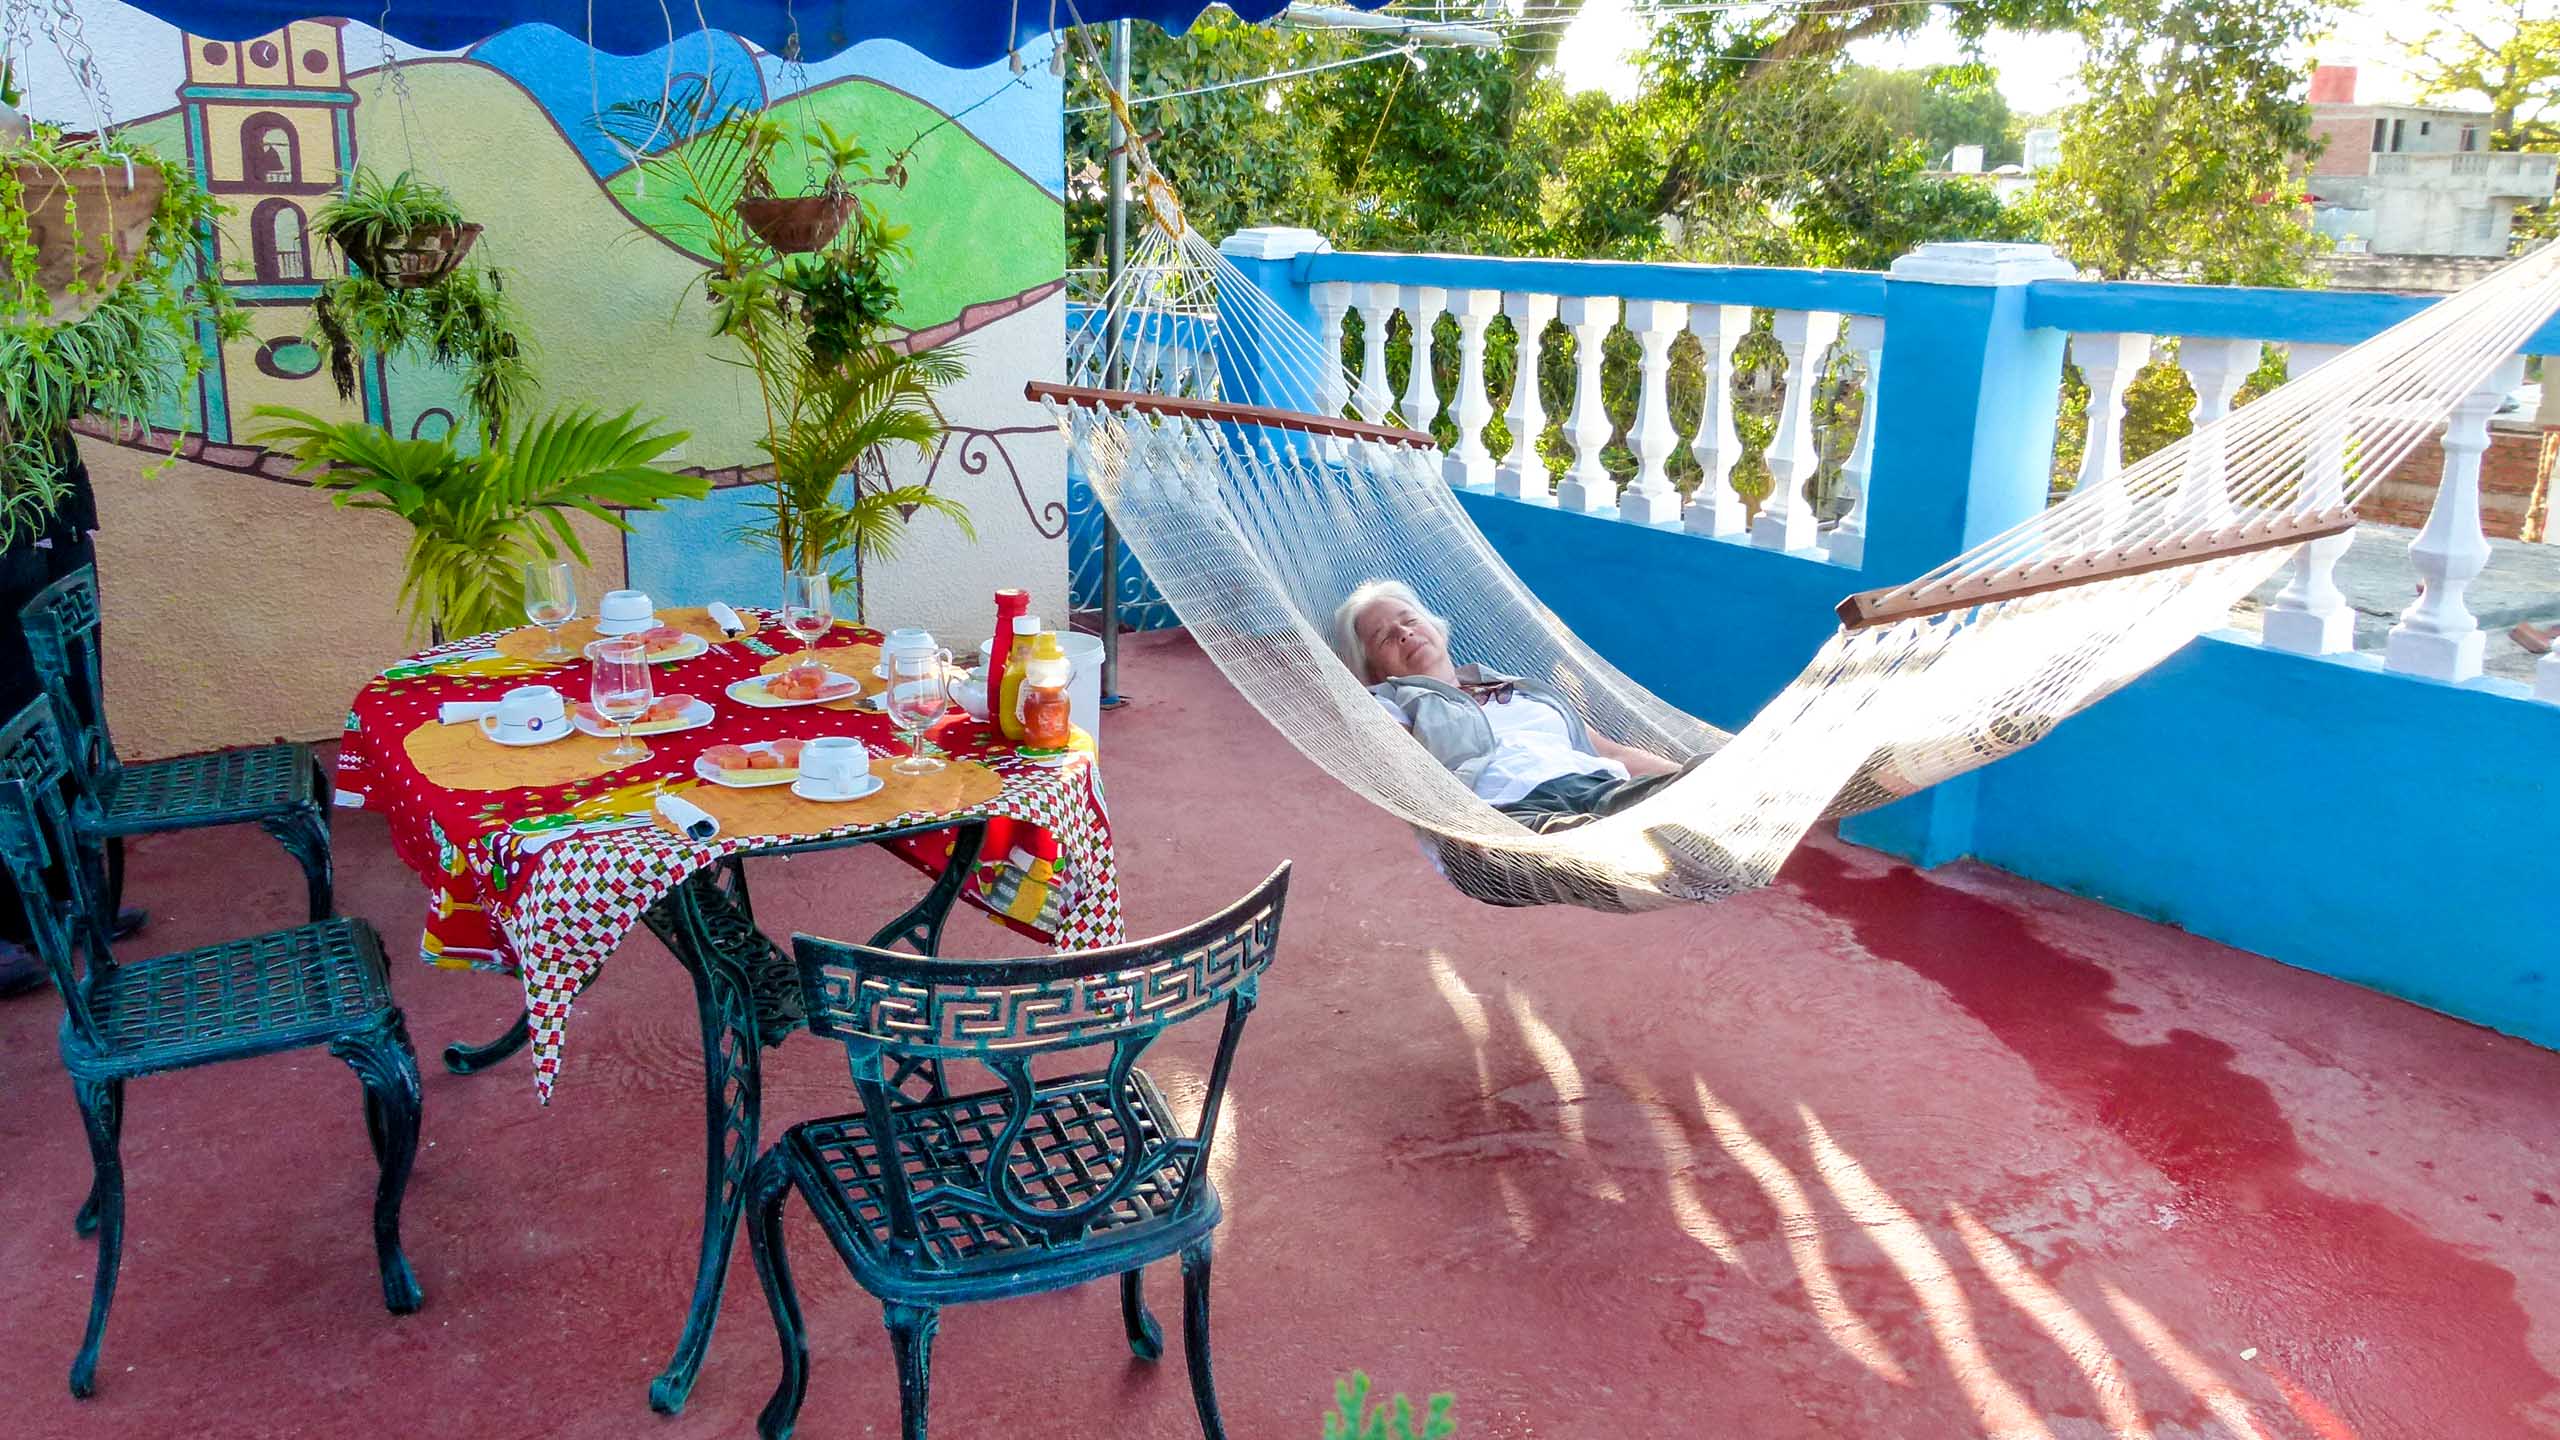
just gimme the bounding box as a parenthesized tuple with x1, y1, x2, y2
(1834, 510, 2359, 630)
(1026, 379, 1438, 450)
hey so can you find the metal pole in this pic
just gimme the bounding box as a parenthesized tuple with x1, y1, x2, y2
(1098, 17, 1129, 708)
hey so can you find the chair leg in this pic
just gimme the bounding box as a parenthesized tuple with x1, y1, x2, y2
(73, 1078, 121, 1237)
(69, 1077, 124, 1398)
(103, 836, 128, 920)
(1120, 1267, 1165, 1360)
(259, 801, 334, 923)
(747, 1154, 811, 1440)
(1180, 1238, 1228, 1440)
(883, 1302, 940, 1440)
(329, 1012, 425, 1314)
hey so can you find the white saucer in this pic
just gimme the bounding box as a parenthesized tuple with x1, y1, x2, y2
(790, 773, 885, 803)
(480, 718, 574, 747)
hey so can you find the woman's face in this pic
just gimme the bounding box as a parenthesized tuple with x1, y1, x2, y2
(1355, 597, 1448, 682)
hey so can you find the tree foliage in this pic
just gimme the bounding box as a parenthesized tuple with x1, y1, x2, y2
(2024, 0, 2332, 282)
(2393, 0, 2560, 150)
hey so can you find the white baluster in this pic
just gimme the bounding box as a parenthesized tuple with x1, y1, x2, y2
(2262, 342, 2357, 655)
(2174, 336, 2260, 528)
(1354, 283, 1398, 423)
(2070, 330, 2152, 540)
(1311, 281, 1353, 419)
(2538, 648, 2560, 704)
(1400, 285, 1448, 434)
(1753, 308, 1841, 554)
(1611, 299, 1689, 526)
(2387, 353, 2526, 682)
(1443, 288, 1499, 491)
(1684, 304, 1751, 538)
(1554, 295, 1621, 514)
(1826, 313, 1884, 568)
(1498, 292, 1558, 504)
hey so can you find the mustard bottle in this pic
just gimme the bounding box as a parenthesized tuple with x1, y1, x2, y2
(997, 614, 1041, 742)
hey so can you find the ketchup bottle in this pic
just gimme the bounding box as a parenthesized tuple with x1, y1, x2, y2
(986, 588, 1030, 698)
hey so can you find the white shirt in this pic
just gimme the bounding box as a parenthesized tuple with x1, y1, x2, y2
(1379, 690, 1626, 805)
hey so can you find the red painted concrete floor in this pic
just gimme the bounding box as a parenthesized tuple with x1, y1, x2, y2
(4, 628, 2558, 1439)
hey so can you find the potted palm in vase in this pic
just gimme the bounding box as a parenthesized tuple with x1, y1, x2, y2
(249, 404, 708, 641)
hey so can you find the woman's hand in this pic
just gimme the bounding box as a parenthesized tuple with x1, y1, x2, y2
(1588, 732, 1681, 777)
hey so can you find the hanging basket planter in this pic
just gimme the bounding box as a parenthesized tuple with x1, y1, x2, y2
(341, 222, 483, 290)
(734, 192, 853, 255)
(10, 161, 165, 325)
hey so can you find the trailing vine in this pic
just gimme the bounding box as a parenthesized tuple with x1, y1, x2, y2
(0, 123, 242, 546)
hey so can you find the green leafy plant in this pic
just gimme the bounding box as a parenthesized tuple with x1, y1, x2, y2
(313, 265, 531, 447)
(311, 167, 465, 262)
(1325, 1373, 1455, 1440)
(599, 86, 968, 617)
(0, 123, 243, 545)
(250, 403, 706, 640)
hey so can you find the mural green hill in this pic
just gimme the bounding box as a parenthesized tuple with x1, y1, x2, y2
(603, 78, 1064, 330)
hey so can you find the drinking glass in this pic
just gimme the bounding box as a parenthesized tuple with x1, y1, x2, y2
(883, 647, 952, 776)
(589, 636, 655, 766)
(783, 572, 832, 674)
(524, 561, 577, 658)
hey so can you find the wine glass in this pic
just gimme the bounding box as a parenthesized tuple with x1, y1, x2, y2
(588, 636, 655, 766)
(783, 572, 832, 674)
(524, 561, 577, 658)
(883, 647, 952, 776)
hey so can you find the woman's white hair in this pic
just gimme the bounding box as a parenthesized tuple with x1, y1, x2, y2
(1331, 579, 1450, 684)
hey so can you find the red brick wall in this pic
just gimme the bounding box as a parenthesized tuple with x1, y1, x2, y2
(2356, 426, 2552, 538)
(2310, 115, 2375, 177)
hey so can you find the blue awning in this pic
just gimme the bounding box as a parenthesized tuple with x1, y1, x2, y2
(110, 2, 1391, 65)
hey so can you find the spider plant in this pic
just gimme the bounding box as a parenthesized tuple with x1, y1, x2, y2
(250, 403, 706, 641)
(311, 167, 466, 263)
(312, 265, 531, 447)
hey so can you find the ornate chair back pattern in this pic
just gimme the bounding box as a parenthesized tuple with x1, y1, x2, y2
(0, 699, 117, 1041)
(794, 863, 1288, 1249)
(21, 566, 120, 798)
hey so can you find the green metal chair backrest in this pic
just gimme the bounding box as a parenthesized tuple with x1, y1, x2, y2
(0, 698, 116, 1045)
(20, 565, 120, 797)
(794, 862, 1289, 1248)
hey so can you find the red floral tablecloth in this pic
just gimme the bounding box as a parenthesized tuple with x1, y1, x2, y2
(335, 611, 1121, 1100)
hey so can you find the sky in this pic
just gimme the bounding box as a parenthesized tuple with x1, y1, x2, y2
(1553, 0, 2465, 117)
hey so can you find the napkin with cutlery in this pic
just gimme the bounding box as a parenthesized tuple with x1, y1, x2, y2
(656, 792, 720, 841)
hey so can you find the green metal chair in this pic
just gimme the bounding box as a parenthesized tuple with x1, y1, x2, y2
(748, 863, 1290, 1440)
(20, 566, 333, 922)
(0, 698, 423, 1398)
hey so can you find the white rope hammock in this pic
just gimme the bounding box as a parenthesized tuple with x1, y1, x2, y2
(1040, 190, 2560, 911)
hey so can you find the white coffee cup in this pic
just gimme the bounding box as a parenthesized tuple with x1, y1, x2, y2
(594, 588, 658, 635)
(882, 626, 935, 655)
(798, 736, 871, 796)
(478, 684, 567, 743)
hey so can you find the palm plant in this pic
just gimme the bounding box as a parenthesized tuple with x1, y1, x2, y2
(598, 87, 968, 617)
(250, 404, 706, 640)
(750, 340, 973, 618)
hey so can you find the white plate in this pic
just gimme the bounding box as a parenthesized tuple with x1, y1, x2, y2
(644, 633, 709, 664)
(694, 742, 803, 789)
(726, 669, 865, 709)
(790, 773, 885, 803)
(572, 696, 715, 738)
(478, 717, 575, 748)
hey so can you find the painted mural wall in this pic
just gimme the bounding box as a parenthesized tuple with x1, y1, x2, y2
(24, 8, 1068, 758)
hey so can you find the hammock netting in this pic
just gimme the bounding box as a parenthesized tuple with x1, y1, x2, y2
(1043, 182, 2560, 912)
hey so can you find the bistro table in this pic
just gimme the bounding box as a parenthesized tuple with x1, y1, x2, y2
(334, 605, 1123, 1412)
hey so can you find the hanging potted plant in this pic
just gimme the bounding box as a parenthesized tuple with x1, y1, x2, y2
(731, 118, 868, 256)
(0, 94, 241, 545)
(313, 167, 481, 289)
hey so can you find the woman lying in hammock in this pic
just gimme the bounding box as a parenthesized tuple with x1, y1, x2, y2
(1332, 580, 1697, 834)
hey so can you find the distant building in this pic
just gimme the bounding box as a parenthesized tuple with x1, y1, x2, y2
(2022, 127, 2062, 173)
(2305, 63, 2557, 258)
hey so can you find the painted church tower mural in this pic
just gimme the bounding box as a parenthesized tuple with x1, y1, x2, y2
(178, 20, 371, 439)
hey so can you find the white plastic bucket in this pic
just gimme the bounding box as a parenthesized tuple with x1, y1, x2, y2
(975, 630, 1107, 742)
